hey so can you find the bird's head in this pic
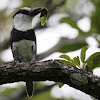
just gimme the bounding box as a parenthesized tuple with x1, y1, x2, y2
(13, 7, 41, 31)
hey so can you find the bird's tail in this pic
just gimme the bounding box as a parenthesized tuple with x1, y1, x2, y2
(26, 81, 33, 98)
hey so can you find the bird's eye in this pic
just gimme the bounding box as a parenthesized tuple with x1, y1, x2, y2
(21, 10, 29, 15)
(20, 10, 24, 13)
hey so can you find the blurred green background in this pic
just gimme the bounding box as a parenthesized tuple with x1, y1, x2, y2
(0, 0, 100, 100)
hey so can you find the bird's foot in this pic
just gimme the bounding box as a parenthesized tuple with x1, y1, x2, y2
(29, 59, 36, 65)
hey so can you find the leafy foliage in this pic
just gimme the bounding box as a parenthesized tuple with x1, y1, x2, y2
(57, 82, 64, 88)
(60, 55, 72, 61)
(60, 17, 85, 34)
(91, 0, 100, 34)
(80, 45, 89, 63)
(57, 41, 87, 53)
(86, 52, 100, 71)
(59, 46, 100, 71)
(59, 55, 77, 67)
(40, 7, 48, 26)
(73, 56, 80, 66)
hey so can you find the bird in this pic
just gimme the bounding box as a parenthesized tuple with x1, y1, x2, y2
(10, 7, 41, 98)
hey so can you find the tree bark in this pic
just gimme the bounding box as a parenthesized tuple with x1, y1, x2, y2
(0, 60, 100, 99)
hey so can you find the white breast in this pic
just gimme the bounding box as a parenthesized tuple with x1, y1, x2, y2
(12, 40, 36, 62)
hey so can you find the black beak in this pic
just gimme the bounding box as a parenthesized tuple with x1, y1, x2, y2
(29, 7, 41, 16)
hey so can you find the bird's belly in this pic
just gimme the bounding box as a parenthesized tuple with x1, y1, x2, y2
(13, 40, 36, 62)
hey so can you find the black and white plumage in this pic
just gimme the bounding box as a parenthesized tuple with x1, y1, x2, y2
(10, 7, 41, 97)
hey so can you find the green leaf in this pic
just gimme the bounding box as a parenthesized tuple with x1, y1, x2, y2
(40, 7, 48, 26)
(86, 61, 93, 71)
(41, 14, 48, 26)
(60, 17, 77, 28)
(73, 56, 80, 66)
(60, 60, 76, 67)
(57, 41, 87, 53)
(86, 52, 100, 62)
(60, 17, 85, 34)
(57, 82, 64, 88)
(81, 45, 89, 63)
(86, 52, 100, 71)
(91, 4, 100, 34)
(59, 55, 73, 62)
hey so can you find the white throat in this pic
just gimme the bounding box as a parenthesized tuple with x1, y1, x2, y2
(14, 14, 33, 31)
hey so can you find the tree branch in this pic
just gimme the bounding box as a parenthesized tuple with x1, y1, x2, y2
(0, 60, 100, 99)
